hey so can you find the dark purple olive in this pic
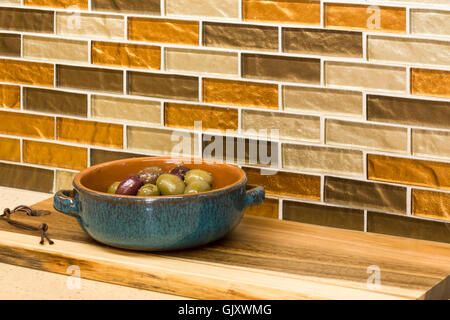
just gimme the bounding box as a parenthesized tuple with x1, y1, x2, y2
(169, 166, 191, 181)
(115, 174, 143, 196)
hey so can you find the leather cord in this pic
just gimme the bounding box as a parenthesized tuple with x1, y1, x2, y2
(0, 205, 54, 245)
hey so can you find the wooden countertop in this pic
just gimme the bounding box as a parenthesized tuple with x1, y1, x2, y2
(0, 198, 449, 300)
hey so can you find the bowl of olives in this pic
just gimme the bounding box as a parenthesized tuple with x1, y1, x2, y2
(53, 157, 265, 251)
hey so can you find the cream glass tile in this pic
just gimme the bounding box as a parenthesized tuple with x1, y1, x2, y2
(0, 0, 20, 4)
(127, 126, 198, 157)
(283, 144, 364, 176)
(325, 62, 406, 92)
(56, 12, 124, 39)
(283, 86, 362, 117)
(411, 10, 450, 37)
(326, 119, 408, 153)
(166, 0, 239, 19)
(412, 129, 450, 160)
(165, 48, 238, 76)
(368, 36, 450, 67)
(92, 95, 161, 125)
(24, 36, 89, 63)
(242, 109, 320, 142)
(55, 170, 78, 191)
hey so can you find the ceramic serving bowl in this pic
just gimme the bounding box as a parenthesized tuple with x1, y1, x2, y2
(53, 157, 265, 251)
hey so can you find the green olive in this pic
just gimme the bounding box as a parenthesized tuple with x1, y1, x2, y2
(184, 180, 212, 194)
(184, 169, 214, 186)
(137, 184, 160, 196)
(156, 174, 185, 195)
(107, 181, 121, 194)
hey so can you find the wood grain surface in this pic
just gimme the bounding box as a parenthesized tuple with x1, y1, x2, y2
(0, 198, 449, 300)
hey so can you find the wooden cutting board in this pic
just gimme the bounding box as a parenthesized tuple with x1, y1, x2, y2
(0, 198, 449, 300)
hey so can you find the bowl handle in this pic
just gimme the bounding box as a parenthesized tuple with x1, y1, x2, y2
(53, 190, 81, 219)
(244, 185, 265, 208)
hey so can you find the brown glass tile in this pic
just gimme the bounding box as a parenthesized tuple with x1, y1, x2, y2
(128, 18, 199, 46)
(245, 198, 279, 219)
(367, 211, 450, 244)
(203, 22, 278, 51)
(128, 72, 198, 101)
(325, 176, 407, 214)
(243, 0, 320, 25)
(0, 137, 20, 162)
(283, 201, 364, 231)
(0, 59, 54, 87)
(57, 117, 123, 148)
(202, 134, 279, 167)
(0, 8, 54, 33)
(0, 33, 20, 57)
(203, 78, 278, 109)
(0, 111, 54, 139)
(23, 140, 87, 170)
(283, 28, 362, 57)
(242, 54, 320, 84)
(0, 162, 53, 193)
(367, 95, 450, 129)
(244, 167, 320, 200)
(57, 65, 123, 93)
(92, 0, 160, 14)
(90, 149, 145, 166)
(412, 189, 450, 222)
(0, 84, 20, 109)
(164, 103, 238, 132)
(24, 0, 88, 9)
(368, 154, 450, 191)
(24, 88, 87, 117)
(92, 41, 161, 70)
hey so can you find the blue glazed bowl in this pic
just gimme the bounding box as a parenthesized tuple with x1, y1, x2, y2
(53, 157, 265, 251)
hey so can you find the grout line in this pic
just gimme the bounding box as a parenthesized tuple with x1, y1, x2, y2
(278, 199, 283, 220)
(160, 0, 165, 16)
(364, 210, 367, 232)
(320, 175, 325, 202)
(406, 187, 412, 215)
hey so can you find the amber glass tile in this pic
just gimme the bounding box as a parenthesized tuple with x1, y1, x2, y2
(23, 140, 87, 170)
(24, 0, 88, 9)
(0, 162, 53, 193)
(412, 189, 450, 222)
(245, 198, 279, 219)
(0, 137, 20, 162)
(202, 135, 278, 167)
(283, 201, 364, 231)
(368, 154, 450, 190)
(283, 28, 362, 57)
(244, 167, 320, 200)
(0, 84, 20, 109)
(128, 72, 198, 101)
(243, 0, 320, 25)
(128, 18, 199, 45)
(367, 95, 450, 130)
(203, 22, 278, 51)
(367, 211, 450, 244)
(0, 33, 21, 57)
(92, 0, 160, 14)
(24, 88, 87, 117)
(325, 4, 406, 33)
(0, 8, 54, 33)
(165, 103, 238, 132)
(411, 68, 450, 98)
(325, 176, 407, 214)
(90, 149, 145, 166)
(203, 78, 278, 109)
(0, 59, 53, 87)
(92, 41, 161, 70)
(0, 111, 54, 139)
(242, 54, 320, 84)
(57, 65, 123, 93)
(57, 118, 123, 148)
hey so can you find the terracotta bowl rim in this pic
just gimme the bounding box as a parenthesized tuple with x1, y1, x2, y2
(73, 156, 248, 200)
